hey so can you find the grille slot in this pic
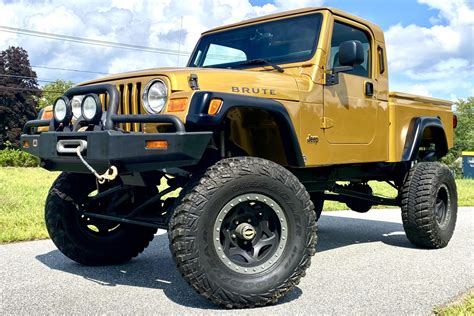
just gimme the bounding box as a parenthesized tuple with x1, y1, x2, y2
(98, 82, 142, 132)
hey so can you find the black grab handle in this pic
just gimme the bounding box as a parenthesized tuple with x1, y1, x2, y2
(22, 119, 51, 134)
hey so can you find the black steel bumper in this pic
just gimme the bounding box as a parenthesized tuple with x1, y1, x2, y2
(20, 84, 212, 173)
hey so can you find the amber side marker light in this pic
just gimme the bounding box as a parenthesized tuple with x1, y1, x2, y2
(23, 140, 30, 149)
(208, 99, 223, 115)
(145, 140, 168, 150)
(42, 110, 53, 120)
(167, 98, 188, 112)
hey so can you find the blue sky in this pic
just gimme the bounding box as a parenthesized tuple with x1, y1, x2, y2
(1, 0, 473, 100)
(250, 0, 439, 29)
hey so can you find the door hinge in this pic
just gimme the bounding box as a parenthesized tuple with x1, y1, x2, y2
(320, 117, 334, 129)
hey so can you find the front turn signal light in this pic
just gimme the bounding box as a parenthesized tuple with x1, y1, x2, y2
(208, 99, 223, 115)
(145, 140, 168, 150)
(167, 98, 188, 112)
(41, 109, 53, 120)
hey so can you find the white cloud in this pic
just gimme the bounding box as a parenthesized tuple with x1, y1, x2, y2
(272, 0, 324, 11)
(0, 0, 324, 84)
(408, 84, 433, 97)
(385, 0, 474, 98)
(2, 0, 470, 99)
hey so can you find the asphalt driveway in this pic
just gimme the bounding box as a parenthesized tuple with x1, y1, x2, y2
(1, 208, 473, 314)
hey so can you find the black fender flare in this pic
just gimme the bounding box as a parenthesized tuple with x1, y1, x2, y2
(401, 117, 449, 161)
(186, 91, 305, 167)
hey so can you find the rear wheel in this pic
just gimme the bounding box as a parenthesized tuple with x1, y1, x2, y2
(169, 157, 317, 308)
(45, 172, 157, 265)
(401, 162, 457, 248)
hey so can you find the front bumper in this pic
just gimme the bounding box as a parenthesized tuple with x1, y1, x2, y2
(21, 130, 211, 173)
(20, 84, 212, 173)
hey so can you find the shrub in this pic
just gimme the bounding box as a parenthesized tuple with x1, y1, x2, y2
(0, 149, 39, 167)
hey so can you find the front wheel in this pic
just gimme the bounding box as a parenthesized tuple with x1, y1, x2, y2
(400, 162, 458, 248)
(169, 157, 317, 308)
(45, 173, 157, 265)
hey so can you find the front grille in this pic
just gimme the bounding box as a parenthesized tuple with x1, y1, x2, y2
(99, 82, 143, 132)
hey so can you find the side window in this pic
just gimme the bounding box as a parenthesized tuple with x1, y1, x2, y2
(377, 46, 385, 74)
(203, 44, 247, 67)
(328, 22, 371, 78)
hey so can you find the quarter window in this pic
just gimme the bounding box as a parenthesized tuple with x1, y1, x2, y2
(329, 22, 371, 78)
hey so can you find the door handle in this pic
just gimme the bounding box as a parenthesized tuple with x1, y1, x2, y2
(365, 81, 374, 97)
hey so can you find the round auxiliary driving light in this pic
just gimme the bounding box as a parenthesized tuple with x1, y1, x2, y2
(53, 96, 72, 125)
(142, 79, 167, 114)
(81, 94, 102, 124)
(71, 95, 84, 119)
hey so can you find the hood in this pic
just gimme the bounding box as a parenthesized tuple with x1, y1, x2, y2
(79, 67, 300, 102)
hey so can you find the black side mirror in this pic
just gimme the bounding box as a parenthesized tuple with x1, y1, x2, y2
(326, 40, 365, 85)
(338, 40, 364, 67)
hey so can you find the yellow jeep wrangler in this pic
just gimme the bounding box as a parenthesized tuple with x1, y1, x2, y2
(22, 7, 457, 308)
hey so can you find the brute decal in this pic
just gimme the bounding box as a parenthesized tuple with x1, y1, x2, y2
(232, 86, 276, 95)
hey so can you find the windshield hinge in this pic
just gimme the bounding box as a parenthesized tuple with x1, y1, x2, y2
(188, 74, 200, 90)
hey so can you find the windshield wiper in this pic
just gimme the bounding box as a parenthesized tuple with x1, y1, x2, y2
(239, 59, 284, 73)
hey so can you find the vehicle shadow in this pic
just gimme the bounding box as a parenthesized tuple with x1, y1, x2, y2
(35, 213, 414, 309)
(316, 213, 417, 252)
(35, 233, 302, 310)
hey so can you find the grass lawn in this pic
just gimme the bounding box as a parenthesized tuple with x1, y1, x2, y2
(0, 168, 59, 243)
(434, 291, 474, 315)
(1, 167, 473, 243)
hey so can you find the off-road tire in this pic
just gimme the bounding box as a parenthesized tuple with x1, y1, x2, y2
(169, 157, 317, 308)
(401, 162, 457, 248)
(45, 172, 157, 265)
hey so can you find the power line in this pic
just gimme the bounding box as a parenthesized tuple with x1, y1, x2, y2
(0, 86, 65, 94)
(0, 73, 68, 83)
(31, 64, 109, 75)
(0, 25, 192, 56)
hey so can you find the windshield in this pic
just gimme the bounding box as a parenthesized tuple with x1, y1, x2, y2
(188, 13, 323, 69)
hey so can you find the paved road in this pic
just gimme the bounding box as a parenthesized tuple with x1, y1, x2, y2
(1, 208, 473, 314)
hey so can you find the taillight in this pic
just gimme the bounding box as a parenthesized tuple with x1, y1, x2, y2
(453, 114, 458, 128)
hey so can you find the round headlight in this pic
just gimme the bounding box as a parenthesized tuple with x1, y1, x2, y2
(81, 94, 102, 123)
(71, 95, 84, 119)
(142, 79, 167, 113)
(53, 96, 72, 124)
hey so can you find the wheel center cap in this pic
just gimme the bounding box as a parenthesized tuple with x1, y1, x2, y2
(235, 223, 256, 240)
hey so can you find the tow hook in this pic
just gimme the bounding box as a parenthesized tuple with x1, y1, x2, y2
(75, 146, 118, 184)
(99, 166, 119, 183)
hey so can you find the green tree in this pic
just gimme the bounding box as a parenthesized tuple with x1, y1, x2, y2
(38, 79, 74, 109)
(443, 97, 474, 165)
(0, 46, 39, 149)
(454, 97, 474, 150)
